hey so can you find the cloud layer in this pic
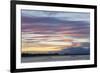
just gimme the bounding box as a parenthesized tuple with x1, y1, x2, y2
(21, 10, 90, 53)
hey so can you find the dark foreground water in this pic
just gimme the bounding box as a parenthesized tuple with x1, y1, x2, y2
(21, 55, 90, 63)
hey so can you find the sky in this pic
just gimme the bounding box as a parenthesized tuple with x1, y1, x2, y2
(21, 10, 90, 54)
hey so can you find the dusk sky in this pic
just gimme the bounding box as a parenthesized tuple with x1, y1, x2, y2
(21, 10, 90, 54)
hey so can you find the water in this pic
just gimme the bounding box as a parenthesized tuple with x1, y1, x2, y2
(21, 55, 90, 63)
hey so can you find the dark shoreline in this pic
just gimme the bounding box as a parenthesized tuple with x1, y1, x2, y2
(21, 53, 90, 57)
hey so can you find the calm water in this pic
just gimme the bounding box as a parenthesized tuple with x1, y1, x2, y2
(21, 55, 90, 63)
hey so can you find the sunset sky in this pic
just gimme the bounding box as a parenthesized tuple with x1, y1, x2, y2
(21, 10, 90, 54)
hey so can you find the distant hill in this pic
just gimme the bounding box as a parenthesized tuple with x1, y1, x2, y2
(49, 47, 90, 55)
